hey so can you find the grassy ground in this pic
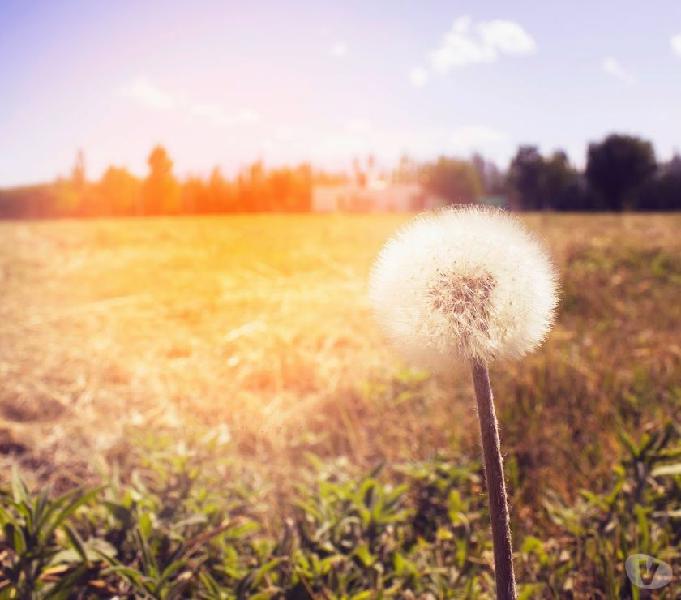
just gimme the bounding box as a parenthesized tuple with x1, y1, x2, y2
(1, 214, 680, 489)
(1, 213, 680, 595)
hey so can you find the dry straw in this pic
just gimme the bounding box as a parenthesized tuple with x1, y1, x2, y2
(370, 206, 558, 599)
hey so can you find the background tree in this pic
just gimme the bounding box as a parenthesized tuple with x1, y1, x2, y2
(2, 134, 679, 218)
(352, 157, 367, 188)
(639, 155, 681, 211)
(181, 176, 208, 215)
(142, 145, 180, 215)
(471, 153, 505, 197)
(393, 154, 419, 184)
(508, 147, 594, 211)
(53, 151, 90, 216)
(71, 149, 86, 190)
(290, 163, 312, 211)
(542, 151, 591, 211)
(98, 167, 141, 215)
(421, 156, 483, 205)
(207, 167, 233, 213)
(239, 161, 267, 211)
(585, 134, 656, 211)
(507, 146, 546, 210)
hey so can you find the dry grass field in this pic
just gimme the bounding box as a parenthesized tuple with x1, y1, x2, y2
(2, 213, 681, 597)
(1, 213, 680, 501)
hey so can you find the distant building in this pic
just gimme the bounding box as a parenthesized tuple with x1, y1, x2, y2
(313, 180, 445, 212)
(479, 195, 508, 208)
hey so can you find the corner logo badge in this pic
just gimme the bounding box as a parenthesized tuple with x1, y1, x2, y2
(625, 554, 673, 590)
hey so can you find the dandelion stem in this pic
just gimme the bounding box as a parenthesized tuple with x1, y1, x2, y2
(471, 359, 517, 600)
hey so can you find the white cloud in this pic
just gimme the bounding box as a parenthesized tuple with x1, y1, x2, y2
(671, 34, 681, 57)
(331, 41, 348, 57)
(477, 20, 537, 55)
(602, 57, 636, 85)
(428, 16, 536, 73)
(119, 77, 259, 127)
(409, 66, 429, 87)
(119, 77, 178, 110)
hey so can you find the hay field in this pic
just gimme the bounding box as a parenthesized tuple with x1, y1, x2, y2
(1, 213, 680, 498)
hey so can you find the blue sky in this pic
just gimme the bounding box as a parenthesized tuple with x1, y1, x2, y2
(1, 0, 680, 185)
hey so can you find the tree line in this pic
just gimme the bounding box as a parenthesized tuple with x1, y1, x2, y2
(0, 146, 319, 219)
(0, 133, 679, 218)
(415, 133, 680, 211)
(506, 134, 680, 211)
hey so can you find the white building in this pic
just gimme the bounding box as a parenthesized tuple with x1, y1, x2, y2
(313, 180, 444, 212)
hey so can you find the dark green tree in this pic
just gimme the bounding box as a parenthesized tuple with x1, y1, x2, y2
(421, 156, 483, 205)
(542, 151, 590, 211)
(585, 134, 656, 211)
(509, 147, 595, 211)
(639, 155, 681, 211)
(507, 146, 546, 210)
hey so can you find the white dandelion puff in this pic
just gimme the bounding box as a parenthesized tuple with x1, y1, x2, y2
(369, 206, 557, 371)
(369, 205, 558, 599)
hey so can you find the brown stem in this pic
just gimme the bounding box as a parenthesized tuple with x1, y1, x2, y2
(471, 359, 517, 600)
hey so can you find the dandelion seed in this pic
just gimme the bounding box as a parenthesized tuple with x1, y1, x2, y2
(369, 206, 557, 371)
(369, 206, 558, 600)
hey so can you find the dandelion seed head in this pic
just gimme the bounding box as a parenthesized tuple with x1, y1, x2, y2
(369, 206, 558, 370)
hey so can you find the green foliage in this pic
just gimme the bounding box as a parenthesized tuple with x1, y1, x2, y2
(420, 156, 484, 205)
(586, 134, 657, 211)
(526, 424, 681, 598)
(507, 146, 588, 211)
(2, 425, 681, 598)
(0, 467, 103, 598)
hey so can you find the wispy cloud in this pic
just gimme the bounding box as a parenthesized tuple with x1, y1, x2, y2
(331, 41, 348, 57)
(408, 16, 535, 86)
(119, 77, 178, 111)
(429, 16, 536, 73)
(477, 20, 536, 56)
(119, 77, 260, 127)
(671, 33, 681, 57)
(409, 66, 429, 87)
(602, 57, 636, 85)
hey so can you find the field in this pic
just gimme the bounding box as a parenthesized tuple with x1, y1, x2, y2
(1, 213, 681, 597)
